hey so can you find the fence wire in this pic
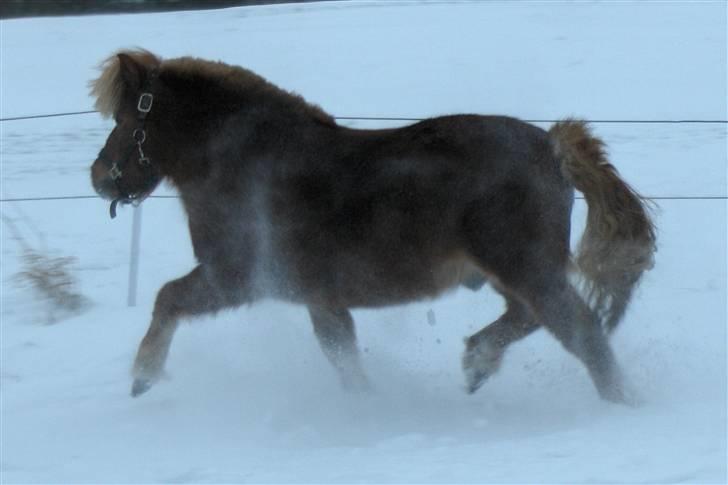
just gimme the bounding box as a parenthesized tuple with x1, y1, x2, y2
(1, 109, 726, 203)
(1, 110, 727, 124)
(1, 195, 726, 204)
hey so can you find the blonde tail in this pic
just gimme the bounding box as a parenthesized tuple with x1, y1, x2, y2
(550, 119, 656, 333)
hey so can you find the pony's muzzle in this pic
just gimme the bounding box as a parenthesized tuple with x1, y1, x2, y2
(91, 159, 120, 200)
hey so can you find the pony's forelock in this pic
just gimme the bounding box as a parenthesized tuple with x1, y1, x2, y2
(89, 49, 161, 118)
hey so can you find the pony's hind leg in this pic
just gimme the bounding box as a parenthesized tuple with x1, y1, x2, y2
(497, 269, 627, 403)
(473, 268, 627, 402)
(308, 305, 370, 391)
(462, 190, 627, 403)
(463, 295, 539, 393)
(132, 264, 252, 397)
(532, 282, 629, 403)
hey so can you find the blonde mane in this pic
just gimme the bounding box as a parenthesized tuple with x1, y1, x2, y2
(90, 49, 334, 124)
(89, 49, 161, 118)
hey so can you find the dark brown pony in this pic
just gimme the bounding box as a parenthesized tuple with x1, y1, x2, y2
(90, 50, 656, 403)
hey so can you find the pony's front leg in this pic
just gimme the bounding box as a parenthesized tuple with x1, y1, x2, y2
(131, 264, 249, 397)
(308, 305, 370, 391)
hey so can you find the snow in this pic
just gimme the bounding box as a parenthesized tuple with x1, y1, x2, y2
(1, 1, 726, 482)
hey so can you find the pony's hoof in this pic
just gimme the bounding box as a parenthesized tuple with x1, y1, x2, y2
(465, 374, 486, 394)
(463, 361, 491, 394)
(600, 382, 642, 407)
(462, 339, 502, 394)
(131, 379, 152, 397)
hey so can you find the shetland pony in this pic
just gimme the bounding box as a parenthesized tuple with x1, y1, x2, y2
(90, 50, 656, 402)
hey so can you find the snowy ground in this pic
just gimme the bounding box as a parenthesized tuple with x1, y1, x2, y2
(1, 1, 726, 483)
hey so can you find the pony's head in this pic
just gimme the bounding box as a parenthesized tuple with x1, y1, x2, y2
(90, 49, 164, 217)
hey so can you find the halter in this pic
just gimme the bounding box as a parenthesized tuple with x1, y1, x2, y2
(107, 70, 162, 218)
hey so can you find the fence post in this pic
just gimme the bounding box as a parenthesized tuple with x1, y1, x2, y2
(127, 205, 142, 307)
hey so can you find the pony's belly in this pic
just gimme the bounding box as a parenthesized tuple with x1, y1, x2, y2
(274, 252, 484, 308)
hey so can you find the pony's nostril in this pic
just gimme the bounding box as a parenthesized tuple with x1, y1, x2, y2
(94, 178, 114, 198)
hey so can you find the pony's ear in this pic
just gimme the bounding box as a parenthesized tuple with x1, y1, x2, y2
(117, 53, 146, 91)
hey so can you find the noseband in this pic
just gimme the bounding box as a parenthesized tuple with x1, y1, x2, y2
(106, 70, 162, 218)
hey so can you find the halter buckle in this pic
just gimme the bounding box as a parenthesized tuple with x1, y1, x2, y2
(137, 93, 154, 113)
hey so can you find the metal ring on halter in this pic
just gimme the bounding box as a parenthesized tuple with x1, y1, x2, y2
(133, 128, 146, 144)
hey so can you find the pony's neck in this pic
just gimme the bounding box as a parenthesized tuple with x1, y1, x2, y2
(151, 58, 336, 187)
(160, 57, 334, 126)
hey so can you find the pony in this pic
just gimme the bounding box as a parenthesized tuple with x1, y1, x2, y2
(90, 49, 656, 402)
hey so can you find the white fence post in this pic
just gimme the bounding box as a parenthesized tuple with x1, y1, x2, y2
(127, 205, 142, 307)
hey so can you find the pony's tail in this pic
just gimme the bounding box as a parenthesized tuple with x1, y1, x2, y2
(549, 119, 656, 333)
